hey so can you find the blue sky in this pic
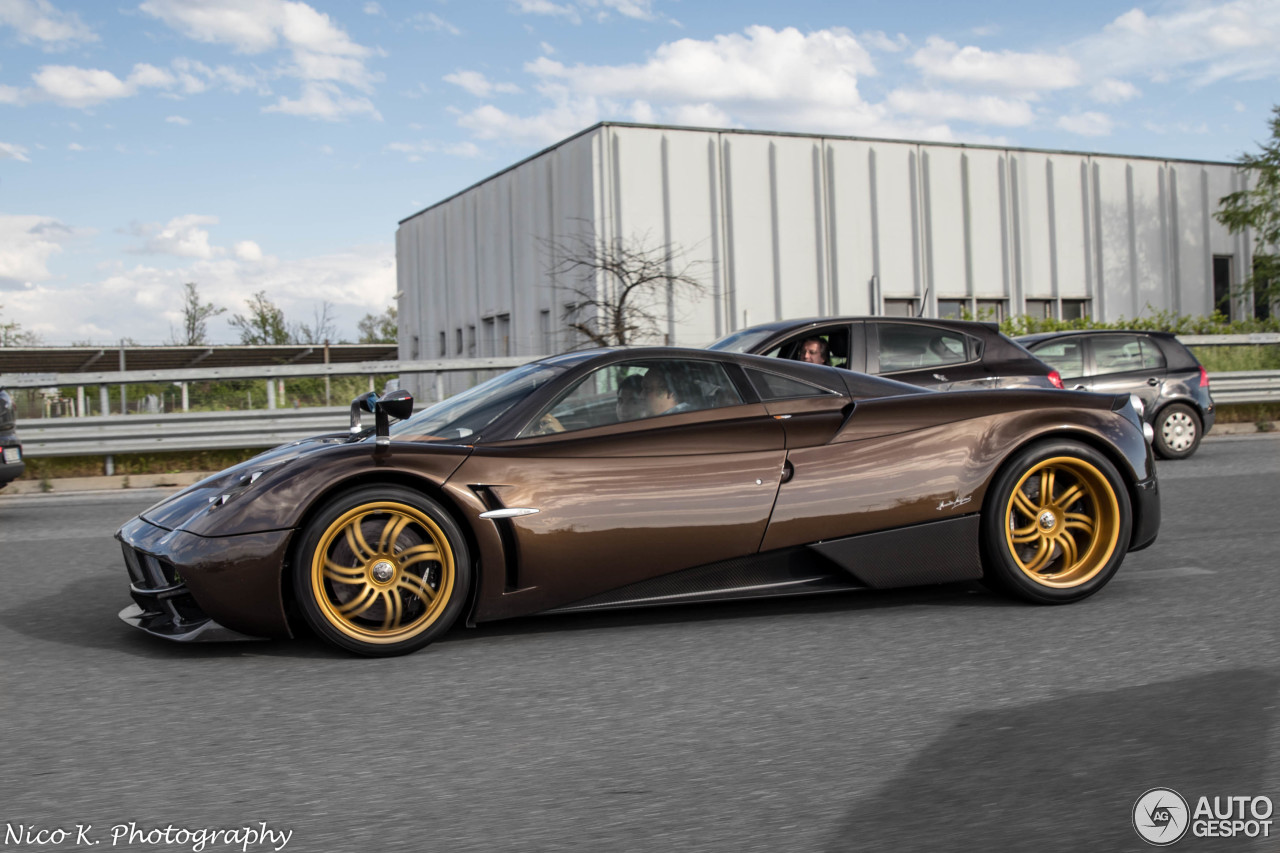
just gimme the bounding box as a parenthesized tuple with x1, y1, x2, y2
(1, 0, 1278, 345)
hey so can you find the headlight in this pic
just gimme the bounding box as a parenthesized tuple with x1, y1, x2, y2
(1129, 393, 1145, 419)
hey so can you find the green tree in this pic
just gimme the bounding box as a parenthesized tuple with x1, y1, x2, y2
(169, 282, 226, 346)
(1216, 105, 1280, 312)
(228, 290, 292, 345)
(357, 305, 397, 343)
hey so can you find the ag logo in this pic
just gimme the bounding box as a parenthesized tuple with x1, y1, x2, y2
(1134, 788, 1190, 845)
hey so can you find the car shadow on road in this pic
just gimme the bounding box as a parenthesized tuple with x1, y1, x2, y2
(821, 668, 1278, 853)
(441, 580, 1022, 646)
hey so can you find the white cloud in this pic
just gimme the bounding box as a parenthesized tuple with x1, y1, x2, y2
(263, 81, 380, 121)
(386, 139, 485, 162)
(910, 36, 1080, 92)
(0, 0, 96, 48)
(410, 11, 460, 35)
(29, 63, 176, 108)
(139, 0, 382, 119)
(512, 0, 579, 21)
(444, 70, 522, 98)
(1071, 0, 1280, 87)
(7, 243, 395, 344)
(66, 141, 85, 151)
(459, 26, 1036, 144)
(886, 89, 1035, 127)
(165, 115, 192, 125)
(1090, 78, 1140, 104)
(127, 214, 220, 259)
(0, 214, 73, 286)
(0, 141, 31, 162)
(0, 84, 21, 104)
(1056, 111, 1113, 136)
(233, 240, 263, 261)
(362, 2, 383, 15)
(860, 30, 910, 53)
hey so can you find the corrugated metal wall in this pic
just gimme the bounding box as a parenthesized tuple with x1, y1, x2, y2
(397, 123, 1253, 375)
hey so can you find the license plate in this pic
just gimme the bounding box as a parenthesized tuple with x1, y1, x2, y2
(2, 447, 20, 464)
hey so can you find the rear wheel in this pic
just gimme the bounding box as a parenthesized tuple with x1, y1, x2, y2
(1153, 403, 1201, 460)
(293, 486, 471, 656)
(982, 441, 1131, 603)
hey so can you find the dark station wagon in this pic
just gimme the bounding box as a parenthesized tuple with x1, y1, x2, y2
(710, 316, 1065, 391)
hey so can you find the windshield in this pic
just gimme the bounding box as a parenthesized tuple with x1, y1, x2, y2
(389, 360, 575, 442)
(707, 328, 779, 353)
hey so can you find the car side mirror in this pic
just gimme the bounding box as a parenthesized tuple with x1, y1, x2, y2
(350, 389, 415, 447)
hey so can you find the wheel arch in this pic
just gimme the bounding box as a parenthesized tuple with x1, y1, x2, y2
(979, 426, 1142, 538)
(281, 470, 486, 633)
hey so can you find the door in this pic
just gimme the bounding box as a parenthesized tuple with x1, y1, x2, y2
(451, 357, 788, 616)
(1083, 334, 1167, 413)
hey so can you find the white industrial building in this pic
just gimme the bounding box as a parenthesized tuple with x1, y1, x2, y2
(395, 121, 1256, 372)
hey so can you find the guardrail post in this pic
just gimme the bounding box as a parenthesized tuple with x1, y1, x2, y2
(266, 378, 276, 410)
(181, 382, 189, 412)
(99, 385, 109, 417)
(104, 455, 114, 476)
(76, 386, 85, 418)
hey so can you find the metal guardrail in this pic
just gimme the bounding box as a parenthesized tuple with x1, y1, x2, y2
(1207, 370, 1280, 403)
(16, 407, 353, 457)
(14, 369, 1279, 459)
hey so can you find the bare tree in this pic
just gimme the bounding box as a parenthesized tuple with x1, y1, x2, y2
(297, 301, 339, 344)
(170, 282, 226, 346)
(545, 226, 708, 348)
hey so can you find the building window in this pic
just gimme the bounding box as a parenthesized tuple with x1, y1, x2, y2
(481, 316, 496, 357)
(455, 328, 463, 355)
(937, 299, 966, 319)
(439, 331, 446, 357)
(467, 325, 476, 358)
(1213, 255, 1233, 319)
(1026, 299, 1055, 319)
(975, 299, 1005, 322)
(540, 309, 552, 354)
(497, 314, 511, 356)
(1061, 299, 1090, 321)
(882, 298, 917, 317)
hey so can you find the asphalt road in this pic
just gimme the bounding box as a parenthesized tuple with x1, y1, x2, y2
(1, 434, 1277, 853)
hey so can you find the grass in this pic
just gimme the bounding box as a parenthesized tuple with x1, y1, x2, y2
(18, 448, 261, 481)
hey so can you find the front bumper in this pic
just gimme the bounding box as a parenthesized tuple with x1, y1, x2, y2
(116, 516, 295, 642)
(1127, 475, 1160, 553)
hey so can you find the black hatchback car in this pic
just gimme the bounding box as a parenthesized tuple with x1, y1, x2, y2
(1016, 330, 1214, 459)
(710, 316, 1064, 391)
(0, 385, 24, 488)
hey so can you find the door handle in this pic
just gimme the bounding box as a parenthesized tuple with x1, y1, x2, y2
(1146, 377, 1160, 386)
(932, 373, 947, 382)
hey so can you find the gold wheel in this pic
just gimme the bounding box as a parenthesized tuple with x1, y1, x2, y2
(1002, 456, 1122, 588)
(308, 500, 457, 645)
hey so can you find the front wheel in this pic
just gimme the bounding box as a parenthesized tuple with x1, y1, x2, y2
(1153, 403, 1201, 460)
(981, 441, 1132, 604)
(293, 486, 471, 656)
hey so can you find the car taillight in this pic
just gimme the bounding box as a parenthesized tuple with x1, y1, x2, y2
(1048, 370, 1064, 389)
(1199, 365, 1209, 387)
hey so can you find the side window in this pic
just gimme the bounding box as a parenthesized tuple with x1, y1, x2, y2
(745, 368, 839, 401)
(877, 324, 974, 372)
(1138, 337, 1166, 369)
(774, 327, 850, 369)
(1032, 338, 1085, 379)
(518, 359, 744, 437)
(1093, 335, 1146, 375)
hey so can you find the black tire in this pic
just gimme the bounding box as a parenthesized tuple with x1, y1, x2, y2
(1152, 403, 1202, 460)
(981, 440, 1132, 604)
(292, 485, 471, 656)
